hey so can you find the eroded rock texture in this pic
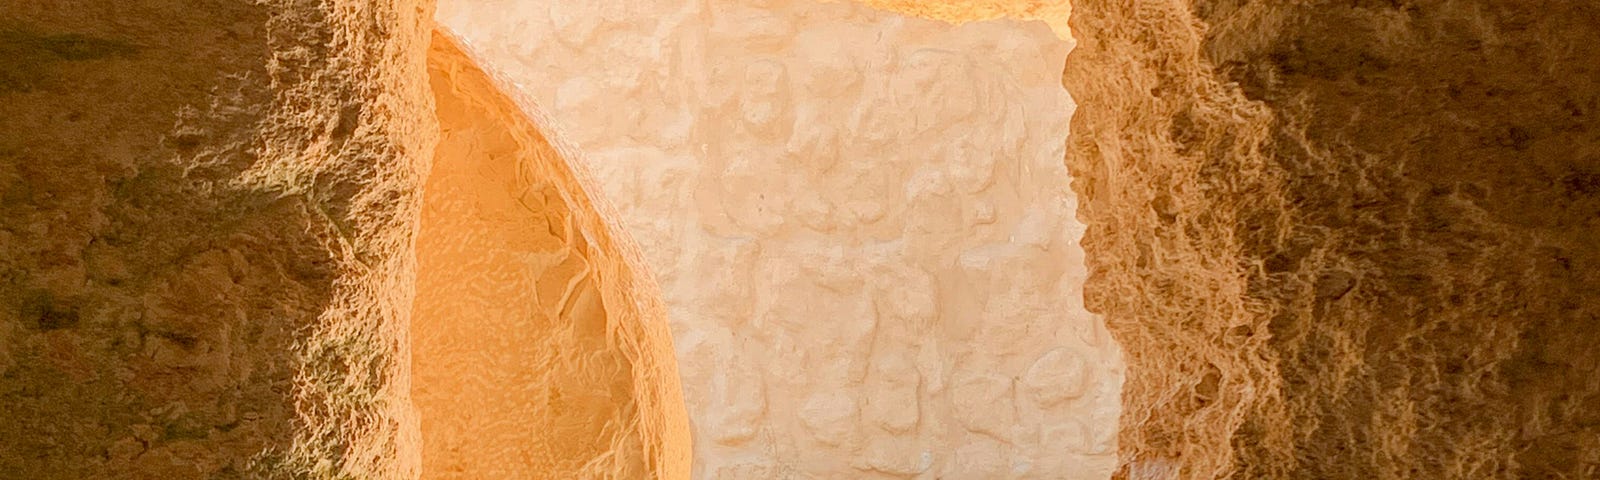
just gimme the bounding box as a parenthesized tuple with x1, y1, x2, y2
(439, 1, 1120, 478)
(0, 0, 433, 478)
(1068, 1, 1600, 478)
(413, 32, 691, 480)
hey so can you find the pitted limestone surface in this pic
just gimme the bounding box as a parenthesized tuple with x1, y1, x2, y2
(439, 1, 1120, 478)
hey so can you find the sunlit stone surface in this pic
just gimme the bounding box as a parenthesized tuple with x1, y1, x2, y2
(440, 1, 1120, 478)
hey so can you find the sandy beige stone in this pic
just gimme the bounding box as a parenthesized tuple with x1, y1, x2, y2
(438, 1, 1119, 478)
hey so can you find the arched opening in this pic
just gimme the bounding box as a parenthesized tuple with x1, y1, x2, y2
(411, 32, 690, 479)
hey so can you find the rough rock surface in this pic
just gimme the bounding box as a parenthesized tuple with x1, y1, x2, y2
(438, 1, 1120, 478)
(847, 0, 1070, 38)
(16, 0, 1592, 478)
(0, 0, 434, 478)
(413, 32, 691, 480)
(1067, 0, 1600, 478)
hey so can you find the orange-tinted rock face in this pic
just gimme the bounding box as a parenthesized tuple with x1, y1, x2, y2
(0, 0, 433, 478)
(413, 33, 690, 480)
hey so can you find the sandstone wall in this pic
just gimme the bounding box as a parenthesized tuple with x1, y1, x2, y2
(1067, 0, 1600, 478)
(413, 32, 690, 480)
(0, 0, 434, 478)
(438, 1, 1120, 478)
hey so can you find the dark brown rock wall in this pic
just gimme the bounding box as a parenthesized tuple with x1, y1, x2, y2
(1067, 0, 1600, 478)
(0, 0, 434, 477)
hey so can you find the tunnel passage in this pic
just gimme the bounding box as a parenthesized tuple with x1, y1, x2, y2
(3, 0, 1596, 478)
(411, 32, 690, 480)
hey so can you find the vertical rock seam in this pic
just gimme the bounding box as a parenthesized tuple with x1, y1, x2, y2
(1067, 0, 1600, 478)
(1063, 1, 1279, 477)
(414, 31, 692, 480)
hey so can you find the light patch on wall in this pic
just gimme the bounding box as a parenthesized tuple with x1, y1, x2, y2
(437, 0, 1117, 478)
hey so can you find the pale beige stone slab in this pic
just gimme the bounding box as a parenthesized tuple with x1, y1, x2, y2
(439, 1, 1122, 478)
